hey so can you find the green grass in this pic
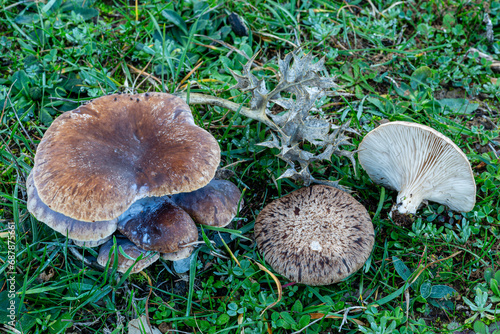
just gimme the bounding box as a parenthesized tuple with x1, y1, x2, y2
(1, 0, 500, 333)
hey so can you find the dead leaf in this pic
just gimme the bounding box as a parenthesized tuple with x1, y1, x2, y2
(39, 268, 55, 282)
(157, 322, 171, 334)
(245, 257, 282, 316)
(128, 315, 161, 334)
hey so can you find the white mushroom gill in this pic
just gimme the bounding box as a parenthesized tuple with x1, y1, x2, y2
(359, 122, 476, 215)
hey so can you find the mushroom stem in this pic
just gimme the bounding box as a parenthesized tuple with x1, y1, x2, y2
(394, 189, 425, 215)
(68, 241, 105, 270)
(174, 92, 277, 130)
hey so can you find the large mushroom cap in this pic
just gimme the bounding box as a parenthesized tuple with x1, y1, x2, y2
(358, 121, 476, 214)
(26, 173, 117, 245)
(254, 185, 374, 286)
(32, 93, 220, 222)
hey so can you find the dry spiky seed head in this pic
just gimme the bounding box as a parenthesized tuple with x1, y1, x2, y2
(254, 185, 374, 286)
(228, 49, 355, 188)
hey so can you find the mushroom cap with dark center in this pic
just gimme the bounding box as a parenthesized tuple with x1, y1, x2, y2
(97, 237, 159, 274)
(358, 121, 476, 214)
(171, 179, 243, 227)
(118, 199, 198, 253)
(32, 93, 220, 222)
(254, 185, 374, 286)
(26, 172, 117, 244)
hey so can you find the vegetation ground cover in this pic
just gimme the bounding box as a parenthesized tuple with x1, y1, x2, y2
(0, 0, 499, 333)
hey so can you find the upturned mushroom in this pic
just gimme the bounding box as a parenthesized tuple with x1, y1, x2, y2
(27, 92, 221, 254)
(358, 121, 476, 215)
(254, 185, 374, 286)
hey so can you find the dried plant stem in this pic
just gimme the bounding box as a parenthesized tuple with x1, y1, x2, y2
(68, 240, 105, 270)
(68, 244, 94, 267)
(174, 92, 276, 129)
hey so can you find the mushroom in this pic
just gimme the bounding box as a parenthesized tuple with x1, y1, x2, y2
(72, 237, 112, 248)
(161, 247, 195, 261)
(358, 121, 476, 215)
(97, 237, 160, 274)
(118, 198, 198, 254)
(30, 92, 220, 222)
(171, 179, 244, 227)
(254, 185, 374, 286)
(26, 173, 116, 247)
(27, 92, 221, 257)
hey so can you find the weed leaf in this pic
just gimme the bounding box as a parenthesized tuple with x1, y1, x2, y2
(392, 256, 412, 282)
(429, 285, 457, 299)
(162, 10, 188, 34)
(420, 281, 431, 299)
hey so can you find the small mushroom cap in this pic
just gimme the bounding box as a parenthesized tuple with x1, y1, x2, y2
(172, 179, 243, 227)
(254, 185, 374, 286)
(32, 93, 220, 222)
(161, 246, 194, 261)
(358, 121, 476, 214)
(26, 173, 117, 243)
(97, 237, 160, 274)
(118, 199, 198, 253)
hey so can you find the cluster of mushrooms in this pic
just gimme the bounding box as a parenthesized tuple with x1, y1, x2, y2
(27, 93, 243, 273)
(28, 92, 476, 285)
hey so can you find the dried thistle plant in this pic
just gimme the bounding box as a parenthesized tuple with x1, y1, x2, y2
(176, 49, 357, 188)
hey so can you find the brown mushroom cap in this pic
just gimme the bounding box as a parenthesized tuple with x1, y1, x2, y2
(118, 199, 198, 253)
(97, 237, 159, 273)
(171, 179, 243, 227)
(32, 93, 220, 222)
(26, 173, 117, 244)
(254, 185, 374, 286)
(161, 246, 194, 261)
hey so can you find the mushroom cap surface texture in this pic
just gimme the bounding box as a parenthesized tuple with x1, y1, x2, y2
(254, 185, 374, 286)
(97, 237, 159, 274)
(161, 246, 194, 261)
(358, 121, 476, 214)
(26, 173, 117, 243)
(172, 179, 243, 227)
(32, 93, 220, 222)
(118, 199, 198, 253)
